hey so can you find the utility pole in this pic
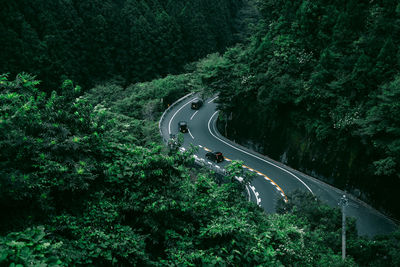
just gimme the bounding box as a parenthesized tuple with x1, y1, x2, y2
(339, 194, 348, 261)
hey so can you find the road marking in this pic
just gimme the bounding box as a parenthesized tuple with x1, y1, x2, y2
(168, 97, 197, 135)
(207, 111, 288, 202)
(208, 111, 313, 194)
(190, 110, 199, 120)
(208, 96, 219, 103)
(223, 156, 233, 161)
(245, 164, 288, 203)
(244, 166, 255, 172)
(188, 128, 194, 139)
(245, 185, 251, 201)
(248, 181, 261, 206)
(237, 176, 261, 205)
(166, 102, 261, 206)
(199, 138, 285, 203)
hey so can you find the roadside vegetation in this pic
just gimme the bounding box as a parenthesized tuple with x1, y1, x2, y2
(1, 0, 400, 265)
(203, 0, 400, 221)
(1, 70, 399, 267)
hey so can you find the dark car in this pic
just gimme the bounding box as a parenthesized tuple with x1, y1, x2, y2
(206, 151, 224, 163)
(191, 99, 203, 110)
(178, 121, 188, 133)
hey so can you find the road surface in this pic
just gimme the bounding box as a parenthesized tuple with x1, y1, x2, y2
(159, 94, 398, 237)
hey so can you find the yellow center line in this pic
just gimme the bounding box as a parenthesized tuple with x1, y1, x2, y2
(201, 148, 287, 202)
(243, 164, 288, 202)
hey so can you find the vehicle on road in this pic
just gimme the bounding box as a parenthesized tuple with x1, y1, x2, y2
(178, 121, 188, 133)
(206, 151, 224, 163)
(191, 99, 203, 110)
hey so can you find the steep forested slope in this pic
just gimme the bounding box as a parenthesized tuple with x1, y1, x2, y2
(204, 0, 400, 218)
(1, 0, 400, 265)
(0, 0, 242, 91)
(1, 73, 399, 266)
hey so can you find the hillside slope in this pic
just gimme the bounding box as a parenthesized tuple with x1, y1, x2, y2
(203, 0, 400, 219)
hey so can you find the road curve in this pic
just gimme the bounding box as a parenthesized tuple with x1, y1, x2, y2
(159, 94, 398, 237)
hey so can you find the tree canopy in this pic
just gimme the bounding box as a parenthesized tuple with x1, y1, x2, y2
(204, 0, 400, 220)
(1, 70, 399, 266)
(1, 0, 400, 265)
(0, 0, 242, 91)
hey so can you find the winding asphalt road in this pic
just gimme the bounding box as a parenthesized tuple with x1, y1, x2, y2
(159, 94, 398, 237)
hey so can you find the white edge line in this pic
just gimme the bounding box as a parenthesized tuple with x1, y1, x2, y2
(208, 96, 219, 103)
(236, 177, 251, 202)
(159, 92, 193, 138)
(245, 185, 251, 201)
(164, 96, 261, 206)
(208, 111, 314, 194)
(188, 128, 195, 139)
(235, 176, 261, 205)
(168, 97, 197, 135)
(251, 186, 261, 205)
(190, 110, 199, 120)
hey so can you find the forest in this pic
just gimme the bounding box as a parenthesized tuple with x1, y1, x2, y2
(0, 0, 241, 91)
(206, 0, 400, 220)
(1, 0, 400, 265)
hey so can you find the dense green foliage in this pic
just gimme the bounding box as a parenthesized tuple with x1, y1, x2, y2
(0, 0, 242, 91)
(204, 0, 400, 218)
(2, 0, 400, 265)
(276, 191, 400, 267)
(1, 72, 399, 266)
